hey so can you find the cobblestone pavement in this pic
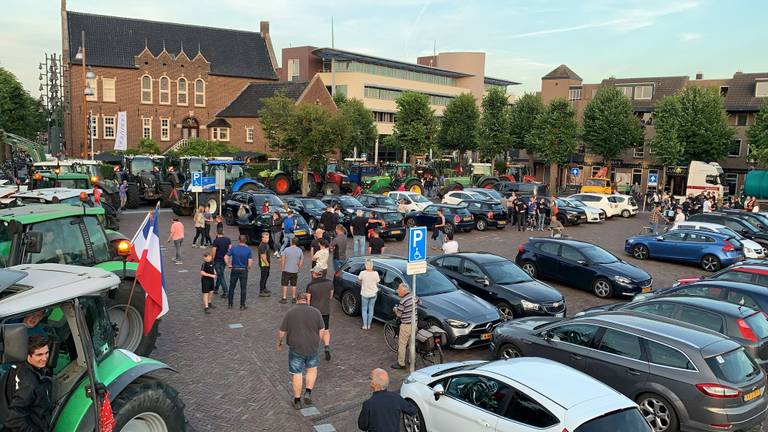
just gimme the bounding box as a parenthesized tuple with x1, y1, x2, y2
(119, 207, 765, 432)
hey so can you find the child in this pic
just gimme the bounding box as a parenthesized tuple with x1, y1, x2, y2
(200, 252, 216, 314)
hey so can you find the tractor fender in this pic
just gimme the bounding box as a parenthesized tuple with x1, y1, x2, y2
(231, 178, 261, 193)
(478, 176, 500, 187)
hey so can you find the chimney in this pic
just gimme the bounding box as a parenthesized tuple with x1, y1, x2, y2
(260, 21, 270, 36)
(695, 72, 703, 80)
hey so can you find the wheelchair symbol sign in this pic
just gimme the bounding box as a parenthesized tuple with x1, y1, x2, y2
(408, 227, 427, 263)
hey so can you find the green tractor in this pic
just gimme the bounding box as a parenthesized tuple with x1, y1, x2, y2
(362, 163, 425, 195)
(115, 155, 174, 209)
(0, 264, 186, 431)
(0, 204, 157, 356)
(430, 161, 500, 194)
(257, 158, 300, 195)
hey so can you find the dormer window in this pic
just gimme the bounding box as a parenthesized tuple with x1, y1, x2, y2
(756, 79, 768, 98)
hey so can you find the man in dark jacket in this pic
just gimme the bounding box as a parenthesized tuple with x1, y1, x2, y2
(2, 335, 53, 432)
(319, 206, 338, 236)
(358, 368, 416, 431)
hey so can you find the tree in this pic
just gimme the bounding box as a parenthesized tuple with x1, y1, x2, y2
(651, 86, 734, 166)
(747, 102, 768, 166)
(338, 98, 377, 156)
(0, 67, 45, 139)
(391, 91, 438, 157)
(478, 87, 510, 160)
(528, 98, 579, 193)
(177, 138, 234, 157)
(259, 93, 295, 154)
(437, 93, 479, 155)
(332, 92, 348, 107)
(583, 87, 643, 169)
(509, 93, 544, 171)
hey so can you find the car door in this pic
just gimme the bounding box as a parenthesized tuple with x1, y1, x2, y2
(532, 242, 561, 280)
(434, 256, 463, 282)
(458, 259, 492, 302)
(682, 232, 715, 263)
(558, 245, 595, 290)
(528, 323, 598, 372)
(373, 266, 404, 321)
(675, 305, 725, 333)
(649, 231, 687, 259)
(418, 206, 438, 227)
(495, 382, 563, 432)
(584, 328, 650, 397)
(428, 374, 504, 432)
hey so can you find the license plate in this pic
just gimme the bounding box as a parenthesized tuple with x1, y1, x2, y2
(463, 216, 472, 221)
(555, 312, 564, 318)
(498, 221, 506, 225)
(744, 387, 763, 402)
(481, 333, 492, 341)
(642, 286, 652, 293)
(294, 231, 306, 236)
(390, 230, 401, 235)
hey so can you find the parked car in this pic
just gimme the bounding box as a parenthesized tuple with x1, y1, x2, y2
(492, 181, 549, 199)
(670, 220, 766, 259)
(633, 280, 768, 315)
(609, 194, 639, 218)
(577, 296, 768, 368)
(386, 191, 432, 212)
(333, 256, 502, 348)
(722, 208, 768, 231)
(403, 204, 475, 235)
(516, 238, 652, 298)
(625, 229, 744, 272)
(429, 252, 565, 320)
(563, 198, 606, 223)
(461, 200, 508, 231)
(687, 212, 768, 247)
(367, 207, 406, 241)
(237, 208, 312, 248)
(223, 191, 286, 225)
(441, 190, 489, 205)
(673, 259, 768, 286)
(463, 187, 505, 204)
(567, 193, 622, 218)
(490, 312, 768, 432)
(400, 358, 653, 432)
(282, 196, 336, 230)
(321, 195, 368, 217)
(540, 196, 588, 226)
(356, 193, 399, 210)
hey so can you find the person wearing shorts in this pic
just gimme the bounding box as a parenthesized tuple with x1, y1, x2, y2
(277, 293, 324, 410)
(306, 267, 334, 361)
(280, 237, 304, 304)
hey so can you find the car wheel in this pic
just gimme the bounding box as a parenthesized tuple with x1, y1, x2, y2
(405, 218, 416, 228)
(621, 209, 631, 218)
(496, 302, 514, 320)
(632, 244, 649, 260)
(592, 277, 613, 299)
(497, 343, 523, 360)
(701, 254, 721, 272)
(224, 210, 235, 226)
(402, 400, 426, 432)
(475, 218, 487, 231)
(341, 290, 360, 316)
(638, 393, 678, 432)
(520, 260, 537, 278)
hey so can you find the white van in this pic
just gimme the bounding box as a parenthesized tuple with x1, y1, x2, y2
(671, 220, 766, 259)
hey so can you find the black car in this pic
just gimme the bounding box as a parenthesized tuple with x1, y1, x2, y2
(461, 200, 508, 231)
(687, 212, 768, 246)
(333, 256, 502, 349)
(541, 196, 587, 226)
(403, 204, 475, 235)
(721, 209, 768, 231)
(283, 196, 347, 230)
(516, 238, 652, 298)
(367, 208, 406, 241)
(632, 280, 768, 315)
(223, 192, 286, 225)
(428, 252, 565, 320)
(237, 208, 312, 248)
(357, 194, 399, 210)
(492, 181, 549, 199)
(321, 195, 368, 218)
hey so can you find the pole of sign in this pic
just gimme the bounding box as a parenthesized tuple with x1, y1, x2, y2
(219, 189, 222, 217)
(410, 273, 417, 373)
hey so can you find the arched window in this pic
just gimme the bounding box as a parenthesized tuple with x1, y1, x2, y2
(194, 79, 205, 107)
(140, 75, 152, 103)
(159, 76, 170, 104)
(177, 77, 188, 105)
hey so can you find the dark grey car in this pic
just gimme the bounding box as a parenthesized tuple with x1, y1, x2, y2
(490, 312, 768, 432)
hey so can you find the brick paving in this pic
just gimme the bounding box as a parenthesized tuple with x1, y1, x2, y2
(119, 207, 765, 432)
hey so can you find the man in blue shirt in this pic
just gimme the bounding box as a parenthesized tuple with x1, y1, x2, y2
(279, 209, 297, 255)
(225, 234, 253, 310)
(211, 228, 232, 298)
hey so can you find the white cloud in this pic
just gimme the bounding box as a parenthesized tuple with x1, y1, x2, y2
(679, 32, 703, 41)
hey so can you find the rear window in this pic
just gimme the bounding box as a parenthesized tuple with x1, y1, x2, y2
(453, 208, 471, 216)
(745, 312, 768, 339)
(380, 212, 402, 223)
(706, 349, 760, 384)
(575, 408, 652, 432)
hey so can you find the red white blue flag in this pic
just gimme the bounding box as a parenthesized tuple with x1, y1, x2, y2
(130, 205, 169, 335)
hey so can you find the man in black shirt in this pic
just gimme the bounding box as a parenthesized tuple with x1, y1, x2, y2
(368, 229, 385, 255)
(210, 228, 232, 298)
(515, 197, 527, 231)
(350, 210, 369, 256)
(257, 232, 272, 297)
(358, 368, 416, 432)
(319, 206, 338, 237)
(1, 335, 53, 432)
(306, 268, 334, 361)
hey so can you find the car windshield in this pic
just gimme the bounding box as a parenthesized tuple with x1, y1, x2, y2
(378, 196, 397, 207)
(483, 260, 533, 284)
(581, 246, 619, 264)
(252, 194, 285, 208)
(380, 212, 402, 223)
(575, 408, 652, 432)
(481, 189, 502, 199)
(706, 348, 760, 384)
(715, 227, 743, 239)
(568, 199, 586, 207)
(339, 196, 364, 207)
(410, 194, 430, 203)
(129, 157, 154, 175)
(187, 158, 204, 173)
(465, 192, 484, 200)
(301, 199, 325, 209)
(411, 268, 457, 296)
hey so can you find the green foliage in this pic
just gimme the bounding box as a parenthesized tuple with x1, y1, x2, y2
(651, 86, 734, 166)
(478, 87, 511, 159)
(391, 91, 438, 156)
(509, 93, 544, 152)
(583, 87, 643, 165)
(259, 93, 295, 155)
(333, 92, 348, 107)
(138, 138, 161, 154)
(438, 93, 479, 153)
(747, 103, 768, 167)
(0, 67, 46, 140)
(177, 138, 235, 157)
(529, 98, 579, 165)
(338, 98, 377, 155)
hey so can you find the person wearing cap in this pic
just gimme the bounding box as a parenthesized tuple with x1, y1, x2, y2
(306, 266, 334, 361)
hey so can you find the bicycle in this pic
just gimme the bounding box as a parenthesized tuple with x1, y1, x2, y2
(383, 319, 444, 365)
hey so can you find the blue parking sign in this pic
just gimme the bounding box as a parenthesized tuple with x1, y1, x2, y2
(408, 227, 427, 263)
(191, 171, 203, 187)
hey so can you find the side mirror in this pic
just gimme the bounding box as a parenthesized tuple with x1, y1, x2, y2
(542, 331, 553, 341)
(433, 383, 445, 401)
(577, 259, 588, 266)
(483, 278, 491, 287)
(26, 231, 43, 254)
(451, 278, 459, 287)
(655, 236, 664, 241)
(0, 323, 28, 363)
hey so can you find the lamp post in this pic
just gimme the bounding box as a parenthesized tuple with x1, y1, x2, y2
(74, 30, 96, 159)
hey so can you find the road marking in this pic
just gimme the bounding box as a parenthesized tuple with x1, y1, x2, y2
(177, 269, 188, 273)
(314, 425, 336, 432)
(228, 323, 243, 329)
(121, 208, 173, 215)
(301, 407, 320, 417)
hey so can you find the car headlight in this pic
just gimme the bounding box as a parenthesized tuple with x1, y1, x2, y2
(446, 319, 469, 328)
(614, 276, 632, 285)
(520, 300, 540, 311)
(404, 375, 417, 384)
(346, 208, 354, 214)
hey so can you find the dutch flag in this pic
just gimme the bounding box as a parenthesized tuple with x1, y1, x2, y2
(130, 205, 169, 335)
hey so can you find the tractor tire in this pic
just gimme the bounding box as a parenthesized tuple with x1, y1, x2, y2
(479, 178, 498, 189)
(126, 184, 140, 209)
(379, 187, 392, 195)
(273, 174, 291, 195)
(200, 193, 221, 215)
(112, 377, 186, 432)
(307, 177, 320, 197)
(159, 182, 174, 208)
(405, 180, 424, 195)
(106, 279, 159, 356)
(172, 204, 193, 217)
(443, 182, 463, 194)
(324, 182, 341, 196)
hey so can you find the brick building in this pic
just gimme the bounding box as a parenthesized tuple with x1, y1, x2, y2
(533, 64, 768, 195)
(61, 2, 289, 156)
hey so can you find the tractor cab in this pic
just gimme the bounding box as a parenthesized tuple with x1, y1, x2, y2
(581, 177, 612, 194)
(30, 172, 93, 191)
(500, 163, 530, 183)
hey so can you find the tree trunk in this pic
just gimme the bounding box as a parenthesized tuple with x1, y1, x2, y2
(301, 161, 309, 197)
(549, 163, 559, 195)
(528, 151, 535, 177)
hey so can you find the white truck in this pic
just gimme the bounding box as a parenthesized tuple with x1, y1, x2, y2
(666, 161, 724, 202)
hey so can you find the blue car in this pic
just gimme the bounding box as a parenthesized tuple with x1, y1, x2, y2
(403, 204, 475, 235)
(625, 229, 744, 272)
(515, 238, 652, 299)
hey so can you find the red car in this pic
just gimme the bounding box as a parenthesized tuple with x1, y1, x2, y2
(674, 259, 768, 287)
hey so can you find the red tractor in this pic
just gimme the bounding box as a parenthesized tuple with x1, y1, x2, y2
(306, 161, 352, 196)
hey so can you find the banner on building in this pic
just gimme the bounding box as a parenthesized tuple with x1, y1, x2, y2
(114, 111, 128, 151)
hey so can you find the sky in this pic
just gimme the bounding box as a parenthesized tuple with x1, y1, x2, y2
(1, 0, 766, 98)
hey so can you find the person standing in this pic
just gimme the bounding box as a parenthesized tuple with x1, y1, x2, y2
(277, 293, 324, 410)
(118, 179, 128, 211)
(649, 204, 663, 235)
(312, 239, 330, 278)
(167, 216, 185, 264)
(674, 207, 686, 222)
(279, 209, 297, 255)
(203, 205, 213, 246)
(527, 197, 538, 231)
(330, 224, 348, 270)
(358, 368, 417, 432)
(351, 210, 368, 256)
(391, 283, 419, 370)
(257, 232, 272, 297)
(441, 232, 459, 254)
(211, 228, 231, 298)
(280, 237, 304, 304)
(192, 206, 206, 248)
(358, 259, 380, 330)
(310, 230, 325, 269)
(703, 197, 712, 213)
(431, 208, 446, 247)
(200, 252, 216, 314)
(215, 214, 224, 233)
(261, 200, 271, 215)
(1, 335, 53, 432)
(368, 230, 386, 255)
(225, 235, 253, 310)
(515, 196, 527, 231)
(306, 267, 334, 361)
(320, 206, 338, 237)
(270, 211, 283, 256)
(537, 197, 549, 231)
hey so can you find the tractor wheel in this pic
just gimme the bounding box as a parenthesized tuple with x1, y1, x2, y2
(273, 174, 291, 195)
(444, 182, 463, 194)
(126, 184, 140, 209)
(479, 178, 498, 189)
(200, 193, 221, 215)
(379, 187, 392, 195)
(406, 180, 424, 195)
(111, 377, 186, 432)
(307, 177, 320, 197)
(324, 182, 341, 196)
(159, 182, 174, 208)
(106, 279, 159, 356)
(224, 209, 236, 225)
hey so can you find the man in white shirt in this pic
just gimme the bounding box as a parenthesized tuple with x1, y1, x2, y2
(674, 207, 686, 222)
(702, 199, 712, 213)
(441, 232, 459, 254)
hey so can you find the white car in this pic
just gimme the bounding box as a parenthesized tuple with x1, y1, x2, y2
(387, 191, 432, 212)
(567, 193, 619, 217)
(609, 194, 639, 218)
(441, 190, 488, 205)
(562, 198, 605, 223)
(401, 358, 652, 432)
(671, 220, 766, 259)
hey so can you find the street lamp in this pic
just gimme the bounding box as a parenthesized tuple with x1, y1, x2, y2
(75, 30, 97, 159)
